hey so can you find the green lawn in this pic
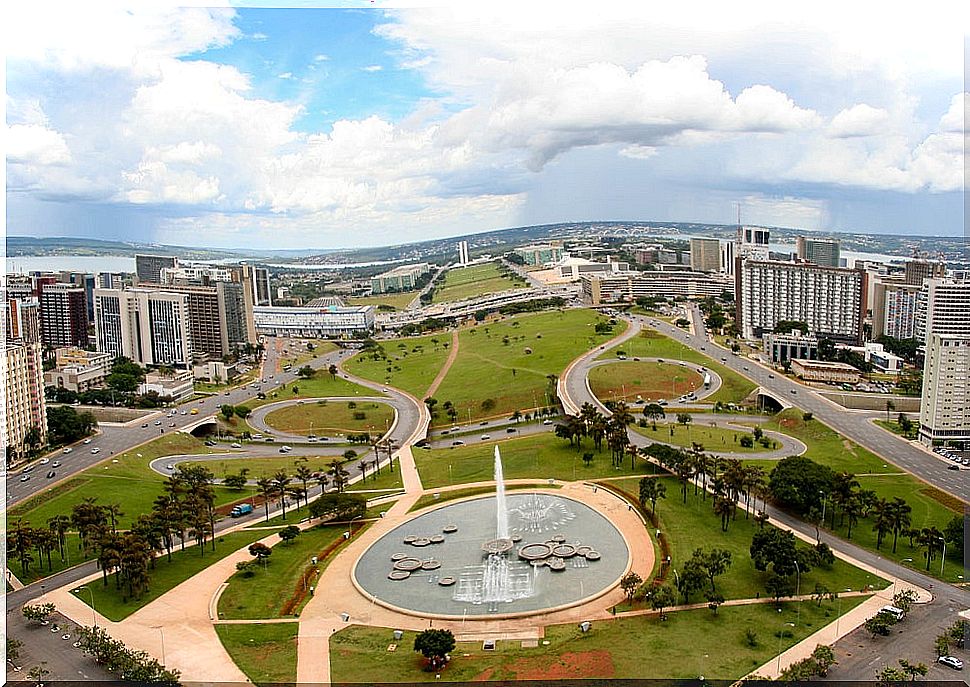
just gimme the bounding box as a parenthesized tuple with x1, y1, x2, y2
(414, 432, 649, 488)
(241, 373, 377, 412)
(589, 361, 703, 403)
(264, 400, 395, 437)
(409, 482, 559, 512)
(603, 329, 756, 404)
(608, 477, 886, 601)
(431, 310, 624, 426)
(632, 421, 777, 454)
(346, 463, 404, 492)
(218, 524, 351, 619)
(330, 597, 865, 682)
(761, 410, 899, 475)
(431, 262, 525, 303)
(873, 419, 920, 441)
(71, 529, 270, 621)
(343, 332, 453, 398)
(183, 453, 350, 481)
(348, 292, 417, 311)
(215, 622, 298, 685)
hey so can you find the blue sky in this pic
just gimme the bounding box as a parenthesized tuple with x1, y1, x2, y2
(5, 4, 967, 249)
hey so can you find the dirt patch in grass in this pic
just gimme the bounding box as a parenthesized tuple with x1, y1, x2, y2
(921, 486, 966, 512)
(508, 650, 615, 680)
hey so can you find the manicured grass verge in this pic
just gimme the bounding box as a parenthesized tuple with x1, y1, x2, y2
(414, 432, 649, 488)
(602, 328, 756, 404)
(608, 476, 885, 601)
(343, 332, 452, 398)
(241, 374, 377, 411)
(330, 597, 865, 682)
(873, 419, 919, 441)
(218, 524, 351, 619)
(589, 361, 702, 403)
(215, 622, 298, 685)
(71, 529, 269, 621)
(264, 400, 395, 437)
(182, 453, 346, 481)
(348, 292, 417, 311)
(409, 482, 559, 512)
(346, 463, 404, 492)
(632, 421, 776, 453)
(431, 262, 524, 303)
(432, 310, 624, 426)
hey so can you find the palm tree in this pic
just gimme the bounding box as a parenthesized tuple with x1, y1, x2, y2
(295, 466, 313, 510)
(888, 497, 912, 554)
(626, 443, 639, 471)
(328, 364, 338, 380)
(271, 471, 292, 520)
(328, 459, 349, 492)
(316, 473, 330, 494)
(714, 497, 734, 532)
(872, 498, 893, 550)
(358, 460, 368, 482)
(885, 399, 896, 423)
(104, 504, 124, 535)
(97, 532, 123, 588)
(831, 472, 860, 528)
(47, 515, 71, 562)
(256, 478, 275, 522)
(917, 526, 945, 571)
(639, 478, 666, 517)
(844, 496, 863, 539)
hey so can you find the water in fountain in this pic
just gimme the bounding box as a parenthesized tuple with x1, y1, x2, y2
(494, 446, 509, 540)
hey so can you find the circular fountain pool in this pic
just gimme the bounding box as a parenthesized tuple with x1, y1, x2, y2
(352, 492, 630, 618)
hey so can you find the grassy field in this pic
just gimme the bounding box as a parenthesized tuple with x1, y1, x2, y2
(9, 434, 234, 530)
(608, 477, 885, 601)
(330, 597, 865, 682)
(431, 262, 524, 304)
(240, 373, 377, 411)
(346, 463, 404, 492)
(348, 292, 417, 311)
(215, 622, 298, 685)
(343, 332, 453, 398)
(632, 421, 777, 454)
(409, 482, 559, 512)
(602, 329, 756, 404)
(589, 361, 703, 403)
(873, 419, 920, 441)
(431, 310, 624, 426)
(218, 524, 351, 619)
(274, 341, 339, 372)
(182, 453, 349, 481)
(414, 432, 648, 488)
(761, 410, 899, 475)
(71, 529, 271, 621)
(263, 400, 395, 437)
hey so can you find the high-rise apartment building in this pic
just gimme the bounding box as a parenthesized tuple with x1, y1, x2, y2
(135, 254, 178, 284)
(720, 241, 736, 276)
(796, 236, 841, 268)
(918, 277, 969, 445)
(39, 282, 88, 348)
(457, 240, 470, 265)
(6, 297, 41, 343)
(94, 288, 194, 366)
(905, 258, 946, 286)
(737, 226, 771, 262)
(254, 267, 272, 306)
(689, 238, 721, 272)
(3, 291, 47, 462)
(871, 279, 921, 340)
(736, 260, 865, 343)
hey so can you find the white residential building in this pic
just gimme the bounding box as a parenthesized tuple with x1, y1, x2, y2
(736, 260, 865, 343)
(94, 288, 194, 367)
(920, 334, 970, 445)
(253, 304, 376, 338)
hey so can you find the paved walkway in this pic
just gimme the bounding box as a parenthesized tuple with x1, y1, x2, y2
(423, 329, 460, 399)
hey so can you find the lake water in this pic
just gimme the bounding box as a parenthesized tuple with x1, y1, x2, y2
(4, 255, 399, 275)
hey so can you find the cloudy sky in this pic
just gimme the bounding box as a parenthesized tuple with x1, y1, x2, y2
(5, 2, 967, 249)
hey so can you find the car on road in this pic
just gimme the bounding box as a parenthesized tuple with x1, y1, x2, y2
(40, 458, 50, 464)
(83, 438, 92, 444)
(948, 464, 960, 470)
(169, 422, 176, 427)
(231, 442, 242, 448)
(190, 408, 199, 415)
(543, 419, 553, 425)
(452, 440, 465, 446)
(46, 471, 56, 479)
(742, 366, 749, 371)
(225, 391, 231, 396)
(480, 435, 491, 440)
(790, 389, 797, 394)
(939, 656, 964, 670)
(768, 374, 775, 379)
(141, 423, 149, 428)
(204, 440, 216, 446)
(52, 461, 60, 467)
(154, 420, 162, 426)
(506, 427, 517, 433)
(180, 410, 188, 415)
(281, 445, 292, 452)
(720, 357, 727, 361)
(166, 464, 175, 470)
(63, 447, 73, 454)
(381, 387, 389, 392)
(20, 475, 30, 482)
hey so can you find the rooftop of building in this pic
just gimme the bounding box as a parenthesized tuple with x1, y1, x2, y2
(791, 358, 859, 371)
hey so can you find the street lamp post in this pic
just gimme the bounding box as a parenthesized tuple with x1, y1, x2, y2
(776, 622, 796, 674)
(793, 559, 801, 628)
(152, 625, 166, 666)
(74, 586, 97, 628)
(835, 588, 853, 637)
(939, 536, 947, 576)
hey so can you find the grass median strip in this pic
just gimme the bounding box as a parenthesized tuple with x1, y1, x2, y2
(215, 622, 298, 685)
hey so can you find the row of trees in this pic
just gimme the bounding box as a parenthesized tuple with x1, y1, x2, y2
(75, 625, 180, 683)
(554, 402, 637, 467)
(768, 455, 962, 568)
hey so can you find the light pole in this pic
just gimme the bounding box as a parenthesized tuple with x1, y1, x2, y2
(152, 625, 166, 666)
(820, 491, 826, 526)
(73, 586, 97, 628)
(938, 536, 947, 576)
(793, 559, 801, 628)
(835, 588, 852, 637)
(776, 622, 796, 673)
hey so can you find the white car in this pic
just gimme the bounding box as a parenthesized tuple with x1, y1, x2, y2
(40, 458, 50, 464)
(180, 410, 188, 415)
(939, 656, 964, 670)
(166, 464, 175, 471)
(91, 447, 101, 454)
(281, 445, 292, 452)
(231, 442, 242, 448)
(63, 447, 73, 454)
(83, 438, 92, 444)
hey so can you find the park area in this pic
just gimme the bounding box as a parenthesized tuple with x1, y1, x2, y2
(430, 309, 625, 425)
(215, 622, 299, 684)
(263, 400, 395, 437)
(343, 332, 453, 398)
(589, 360, 703, 403)
(431, 262, 525, 303)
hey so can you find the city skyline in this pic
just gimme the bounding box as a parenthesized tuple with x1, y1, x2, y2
(6, 3, 967, 250)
